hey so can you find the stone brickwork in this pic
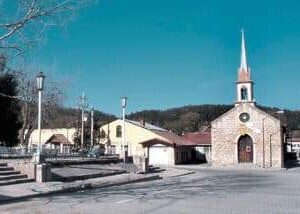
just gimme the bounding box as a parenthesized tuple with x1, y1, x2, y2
(211, 103, 283, 168)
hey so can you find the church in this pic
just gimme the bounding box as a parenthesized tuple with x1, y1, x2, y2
(211, 31, 284, 168)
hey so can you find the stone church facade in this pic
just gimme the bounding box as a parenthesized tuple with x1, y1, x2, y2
(211, 31, 284, 168)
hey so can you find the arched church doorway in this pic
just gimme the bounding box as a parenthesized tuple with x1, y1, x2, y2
(238, 134, 253, 163)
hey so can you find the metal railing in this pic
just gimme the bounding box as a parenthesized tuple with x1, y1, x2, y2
(0, 146, 119, 160)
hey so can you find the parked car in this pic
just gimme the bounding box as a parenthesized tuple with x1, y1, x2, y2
(87, 144, 105, 158)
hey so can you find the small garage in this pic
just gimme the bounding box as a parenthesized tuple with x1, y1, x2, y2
(140, 134, 194, 166)
(140, 139, 176, 166)
(148, 144, 173, 165)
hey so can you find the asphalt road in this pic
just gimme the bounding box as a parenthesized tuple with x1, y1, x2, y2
(1, 167, 300, 214)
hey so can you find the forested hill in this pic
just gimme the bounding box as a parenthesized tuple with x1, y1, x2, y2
(43, 107, 116, 129)
(127, 104, 300, 134)
(44, 104, 300, 135)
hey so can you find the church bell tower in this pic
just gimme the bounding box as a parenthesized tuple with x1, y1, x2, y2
(236, 30, 254, 105)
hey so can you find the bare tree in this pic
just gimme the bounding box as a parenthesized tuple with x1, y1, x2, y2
(0, 0, 92, 56)
(18, 72, 63, 147)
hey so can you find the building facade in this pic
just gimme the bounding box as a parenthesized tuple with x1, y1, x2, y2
(286, 130, 300, 159)
(28, 128, 76, 152)
(100, 119, 194, 165)
(211, 31, 284, 168)
(181, 128, 212, 163)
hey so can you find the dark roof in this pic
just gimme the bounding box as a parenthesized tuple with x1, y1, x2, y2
(125, 119, 167, 131)
(152, 130, 194, 146)
(289, 130, 300, 138)
(181, 130, 211, 145)
(45, 134, 72, 145)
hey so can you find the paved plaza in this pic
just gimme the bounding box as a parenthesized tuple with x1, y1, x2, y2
(1, 167, 300, 213)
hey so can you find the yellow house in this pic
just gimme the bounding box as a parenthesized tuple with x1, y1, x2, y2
(100, 119, 194, 166)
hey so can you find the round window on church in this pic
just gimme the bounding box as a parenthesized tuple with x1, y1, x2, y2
(239, 112, 250, 122)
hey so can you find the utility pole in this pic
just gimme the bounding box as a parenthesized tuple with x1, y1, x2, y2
(121, 97, 127, 163)
(90, 106, 94, 147)
(78, 92, 88, 148)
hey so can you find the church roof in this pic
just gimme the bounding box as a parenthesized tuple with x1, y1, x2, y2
(211, 103, 281, 125)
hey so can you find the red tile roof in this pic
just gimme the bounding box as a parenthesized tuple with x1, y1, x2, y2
(181, 131, 211, 145)
(139, 130, 194, 146)
(152, 130, 194, 146)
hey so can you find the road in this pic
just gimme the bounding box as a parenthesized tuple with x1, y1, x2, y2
(1, 167, 300, 214)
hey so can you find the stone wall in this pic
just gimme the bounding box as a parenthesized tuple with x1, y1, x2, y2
(7, 159, 52, 182)
(7, 159, 36, 179)
(211, 103, 283, 168)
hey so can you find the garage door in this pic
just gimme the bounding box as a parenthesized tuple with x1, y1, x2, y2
(149, 146, 169, 165)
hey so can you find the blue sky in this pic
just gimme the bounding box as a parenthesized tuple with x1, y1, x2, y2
(31, 0, 300, 115)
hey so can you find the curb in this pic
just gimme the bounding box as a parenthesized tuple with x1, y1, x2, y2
(0, 174, 160, 204)
(169, 171, 195, 178)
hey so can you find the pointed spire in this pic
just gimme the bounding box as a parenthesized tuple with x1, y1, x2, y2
(240, 29, 248, 72)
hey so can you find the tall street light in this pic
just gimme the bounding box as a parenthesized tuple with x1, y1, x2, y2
(36, 72, 45, 163)
(79, 92, 88, 148)
(121, 97, 127, 163)
(90, 106, 94, 147)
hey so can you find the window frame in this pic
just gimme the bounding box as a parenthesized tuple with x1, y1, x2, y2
(116, 125, 122, 138)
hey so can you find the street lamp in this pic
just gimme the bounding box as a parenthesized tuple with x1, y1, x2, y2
(121, 97, 127, 162)
(79, 92, 89, 148)
(35, 71, 45, 163)
(90, 106, 94, 147)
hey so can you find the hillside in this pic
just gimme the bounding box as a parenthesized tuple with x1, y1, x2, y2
(43, 104, 300, 135)
(43, 107, 116, 129)
(127, 104, 300, 134)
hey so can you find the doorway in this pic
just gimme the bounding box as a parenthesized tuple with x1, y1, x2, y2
(238, 134, 253, 163)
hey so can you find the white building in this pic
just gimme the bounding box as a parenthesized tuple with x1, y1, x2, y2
(286, 130, 300, 159)
(27, 128, 76, 153)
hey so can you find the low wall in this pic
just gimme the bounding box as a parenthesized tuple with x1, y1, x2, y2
(133, 155, 149, 173)
(48, 157, 122, 167)
(7, 159, 36, 179)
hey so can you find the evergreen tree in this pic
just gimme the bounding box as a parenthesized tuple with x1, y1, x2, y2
(0, 73, 21, 146)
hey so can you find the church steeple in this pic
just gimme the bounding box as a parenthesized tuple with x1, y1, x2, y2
(236, 30, 254, 105)
(240, 29, 248, 71)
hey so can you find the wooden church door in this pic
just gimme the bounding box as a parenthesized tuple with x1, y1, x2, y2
(238, 135, 253, 163)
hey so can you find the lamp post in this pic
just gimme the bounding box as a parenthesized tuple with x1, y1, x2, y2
(121, 97, 127, 163)
(79, 92, 88, 148)
(35, 72, 45, 163)
(90, 106, 94, 147)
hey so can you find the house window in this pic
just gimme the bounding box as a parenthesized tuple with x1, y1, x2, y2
(116, 125, 122, 138)
(241, 87, 248, 101)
